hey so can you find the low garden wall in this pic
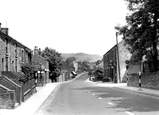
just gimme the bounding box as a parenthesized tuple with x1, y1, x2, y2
(0, 91, 15, 109)
(128, 71, 159, 90)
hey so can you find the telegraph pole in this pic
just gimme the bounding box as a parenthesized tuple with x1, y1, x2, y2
(116, 32, 121, 83)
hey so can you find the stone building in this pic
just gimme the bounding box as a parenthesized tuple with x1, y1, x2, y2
(0, 23, 34, 109)
(103, 40, 131, 83)
(32, 46, 50, 85)
(58, 61, 74, 82)
(0, 23, 32, 73)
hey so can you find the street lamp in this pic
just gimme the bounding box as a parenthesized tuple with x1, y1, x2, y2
(116, 32, 121, 83)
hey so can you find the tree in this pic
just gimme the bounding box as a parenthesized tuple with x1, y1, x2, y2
(41, 47, 62, 82)
(116, 0, 159, 71)
(65, 57, 76, 67)
(21, 63, 37, 82)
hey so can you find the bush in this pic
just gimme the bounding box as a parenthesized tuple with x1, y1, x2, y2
(93, 67, 104, 81)
(21, 63, 37, 81)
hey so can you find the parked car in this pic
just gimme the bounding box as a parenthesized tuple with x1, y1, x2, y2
(71, 71, 77, 78)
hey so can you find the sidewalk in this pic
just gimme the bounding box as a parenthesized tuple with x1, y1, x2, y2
(86, 79, 159, 98)
(0, 83, 59, 115)
(0, 73, 85, 115)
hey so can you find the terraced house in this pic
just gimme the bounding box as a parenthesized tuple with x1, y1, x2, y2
(0, 23, 36, 109)
(0, 25, 32, 72)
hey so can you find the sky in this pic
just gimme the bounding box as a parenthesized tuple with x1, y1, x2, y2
(0, 0, 128, 56)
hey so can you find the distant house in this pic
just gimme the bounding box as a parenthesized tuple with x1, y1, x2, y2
(58, 61, 74, 82)
(32, 46, 50, 86)
(73, 61, 78, 72)
(77, 62, 85, 73)
(103, 40, 131, 83)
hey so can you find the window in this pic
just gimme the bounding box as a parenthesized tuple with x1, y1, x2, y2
(5, 56, 8, 71)
(15, 44, 17, 57)
(2, 58, 4, 71)
(22, 50, 24, 63)
(5, 39, 8, 53)
(12, 61, 14, 71)
(15, 59, 17, 72)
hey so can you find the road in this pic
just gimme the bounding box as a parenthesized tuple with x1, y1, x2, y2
(35, 73, 159, 115)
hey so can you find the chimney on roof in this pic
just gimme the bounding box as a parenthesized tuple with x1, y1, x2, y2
(39, 48, 41, 55)
(1, 28, 9, 35)
(34, 46, 39, 55)
(0, 23, 1, 31)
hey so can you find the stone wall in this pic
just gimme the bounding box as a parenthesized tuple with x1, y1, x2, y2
(128, 72, 159, 90)
(118, 41, 131, 82)
(0, 76, 21, 104)
(0, 91, 15, 109)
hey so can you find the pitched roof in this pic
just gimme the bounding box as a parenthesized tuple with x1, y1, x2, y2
(60, 62, 74, 71)
(32, 54, 48, 68)
(0, 31, 32, 53)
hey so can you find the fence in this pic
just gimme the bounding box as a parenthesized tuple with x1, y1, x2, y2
(22, 79, 36, 101)
(0, 76, 21, 105)
(0, 75, 37, 108)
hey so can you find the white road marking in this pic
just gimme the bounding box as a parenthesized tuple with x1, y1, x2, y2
(98, 97, 102, 99)
(125, 111, 135, 115)
(108, 102, 114, 105)
(85, 90, 87, 91)
(92, 93, 95, 95)
(74, 83, 82, 88)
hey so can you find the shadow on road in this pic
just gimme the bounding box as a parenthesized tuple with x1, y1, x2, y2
(70, 86, 159, 113)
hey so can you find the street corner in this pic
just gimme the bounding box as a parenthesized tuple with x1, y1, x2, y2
(85, 78, 127, 88)
(85, 78, 98, 86)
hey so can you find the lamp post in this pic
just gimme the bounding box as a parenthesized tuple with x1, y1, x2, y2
(116, 32, 121, 83)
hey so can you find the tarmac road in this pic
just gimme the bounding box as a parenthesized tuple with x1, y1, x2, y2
(35, 73, 159, 115)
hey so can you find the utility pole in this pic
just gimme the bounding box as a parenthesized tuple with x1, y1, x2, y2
(116, 32, 121, 83)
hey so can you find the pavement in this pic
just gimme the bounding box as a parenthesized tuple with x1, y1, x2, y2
(0, 73, 85, 115)
(86, 79, 159, 98)
(0, 83, 60, 115)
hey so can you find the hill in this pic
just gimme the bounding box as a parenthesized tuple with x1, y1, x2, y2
(61, 53, 102, 62)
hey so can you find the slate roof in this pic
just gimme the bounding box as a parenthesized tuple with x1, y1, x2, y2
(0, 31, 32, 53)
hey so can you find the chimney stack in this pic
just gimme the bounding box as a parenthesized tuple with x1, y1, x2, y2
(39, 48, 41, 55)
(1, 28, 9, 35)
(0, 23, 1, 31)
(34, 46, 39, 55)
